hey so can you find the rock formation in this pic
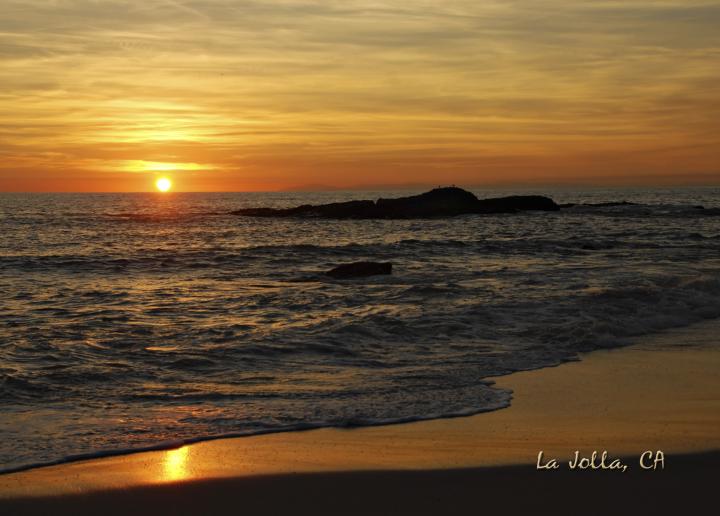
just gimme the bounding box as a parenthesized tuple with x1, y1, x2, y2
(231, 187, 559, 219)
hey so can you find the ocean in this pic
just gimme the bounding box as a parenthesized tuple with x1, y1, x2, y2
(1, 187, 719, 472)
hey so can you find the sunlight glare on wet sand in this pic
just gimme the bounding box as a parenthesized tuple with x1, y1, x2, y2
(163, 446, 189, 482)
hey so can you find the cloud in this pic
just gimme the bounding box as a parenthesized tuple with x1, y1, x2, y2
(1, 0, 719, 190)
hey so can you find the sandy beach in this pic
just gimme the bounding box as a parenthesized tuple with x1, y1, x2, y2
(1, 319, 719, 514)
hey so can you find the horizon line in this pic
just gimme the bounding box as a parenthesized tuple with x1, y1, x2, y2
(2, 183, 720, 194)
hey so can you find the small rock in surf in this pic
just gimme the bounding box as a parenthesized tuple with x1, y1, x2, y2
(326, 262, 393, 279)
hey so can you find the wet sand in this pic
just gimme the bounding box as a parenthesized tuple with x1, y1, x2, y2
(2, 452, 718, 516)
(1, 320, 719, 514)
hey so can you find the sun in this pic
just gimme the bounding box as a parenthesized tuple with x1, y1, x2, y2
(155, 177, 172, 192)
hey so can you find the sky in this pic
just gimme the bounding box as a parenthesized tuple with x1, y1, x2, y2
(1, 0, 719, 192)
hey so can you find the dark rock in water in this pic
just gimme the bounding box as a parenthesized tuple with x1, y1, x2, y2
(326, 262, 392, 279)
(474, 195, 560, 213)
(236, 200, 377, 219)
(375, 187, 481, 217)
(231, 186, 559, 219)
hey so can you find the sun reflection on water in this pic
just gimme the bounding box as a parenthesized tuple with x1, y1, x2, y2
(163, 446, 189, 482)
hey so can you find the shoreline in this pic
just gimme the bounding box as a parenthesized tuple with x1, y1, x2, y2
(3, 315, 718, 479)
(2, 318, 719, 507)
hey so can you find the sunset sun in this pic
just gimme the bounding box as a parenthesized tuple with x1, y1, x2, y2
(155, 177, 172, 192)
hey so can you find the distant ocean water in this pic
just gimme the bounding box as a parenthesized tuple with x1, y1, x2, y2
(1, 187, 720, 472)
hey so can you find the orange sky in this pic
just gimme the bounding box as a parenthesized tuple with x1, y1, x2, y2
(1, 1, 719, 192)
